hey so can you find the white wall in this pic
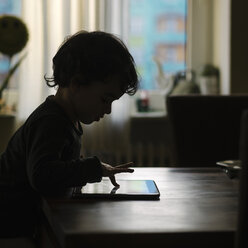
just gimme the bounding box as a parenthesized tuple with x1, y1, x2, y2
(187, 0, 231, 94)
(187, 0, 214, 71)
(213, 0, 231, 94)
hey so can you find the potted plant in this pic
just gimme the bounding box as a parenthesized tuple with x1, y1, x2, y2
(198, 64, 219, 95)
(0, 14, 29, 113)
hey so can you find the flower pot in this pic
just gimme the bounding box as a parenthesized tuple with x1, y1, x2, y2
(199, 76, 219, 95)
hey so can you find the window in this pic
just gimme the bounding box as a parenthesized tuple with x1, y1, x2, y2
(0, 0, 21, 89)
(128, 0, 187, 90)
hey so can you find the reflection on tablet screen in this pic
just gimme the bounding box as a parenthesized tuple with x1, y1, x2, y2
(81, 179, 157, 195)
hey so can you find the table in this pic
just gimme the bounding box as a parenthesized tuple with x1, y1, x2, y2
(40, 167, 239, 248)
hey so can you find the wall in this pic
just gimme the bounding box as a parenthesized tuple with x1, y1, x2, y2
(230, 0, 248, 93)
(213, 0, 231, 94)
(212, 0, 248, 94)
(188, 0, 214, 72)
(188, 0, 231, 94)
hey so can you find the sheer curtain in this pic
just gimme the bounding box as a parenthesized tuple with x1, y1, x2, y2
(82, 0, 133, 163)
(18, 0, 133, 163)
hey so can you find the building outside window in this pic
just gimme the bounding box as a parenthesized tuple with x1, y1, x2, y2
(128, 0, 187, 90)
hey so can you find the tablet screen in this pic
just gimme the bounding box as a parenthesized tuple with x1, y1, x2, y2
(73, 179, 160, 200)
(82, 179, 157, 194)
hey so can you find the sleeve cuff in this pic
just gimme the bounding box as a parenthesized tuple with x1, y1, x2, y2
(80, 156, 102, 183)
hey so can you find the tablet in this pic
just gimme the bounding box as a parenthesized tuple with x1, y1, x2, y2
(72, 179, 160, 200)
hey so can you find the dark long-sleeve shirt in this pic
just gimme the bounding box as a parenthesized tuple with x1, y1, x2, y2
(0, 95, 102, 237)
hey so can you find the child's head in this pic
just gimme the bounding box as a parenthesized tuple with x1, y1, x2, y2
(45, 30, 139, 95)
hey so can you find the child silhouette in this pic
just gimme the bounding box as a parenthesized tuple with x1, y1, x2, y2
(0, 30, 138, 239)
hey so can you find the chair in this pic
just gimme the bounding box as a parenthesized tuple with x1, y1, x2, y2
(236, 109, 248, 248)
(166, 95, 248, 166)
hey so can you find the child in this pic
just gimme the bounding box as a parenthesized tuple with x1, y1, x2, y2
(0, 30, 138, 238)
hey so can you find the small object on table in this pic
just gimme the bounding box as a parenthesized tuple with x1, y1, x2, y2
(136, 90, 149, 112)
(216, 160, 241, 179)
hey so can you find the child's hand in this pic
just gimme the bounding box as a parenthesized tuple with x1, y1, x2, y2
(101, 162, 134, 187)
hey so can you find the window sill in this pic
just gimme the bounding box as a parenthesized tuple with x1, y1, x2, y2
(131, 110, 166, 119)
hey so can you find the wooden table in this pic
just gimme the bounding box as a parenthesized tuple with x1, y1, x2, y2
(41, 167, 239, 248)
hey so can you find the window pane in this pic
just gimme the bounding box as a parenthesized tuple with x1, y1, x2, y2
(0, 0, 21, 15)
(128, 0, 187, 90)
(0, 0, 21, 87)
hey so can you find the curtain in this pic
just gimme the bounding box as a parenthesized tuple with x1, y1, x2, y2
(81, 0, 133, 163)
(18, 0, 133, 164)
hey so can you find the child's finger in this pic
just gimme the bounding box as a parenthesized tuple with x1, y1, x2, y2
(114, 168, 134, 174)
(115, 162, 134, 168)
(109, 175, 119, 187)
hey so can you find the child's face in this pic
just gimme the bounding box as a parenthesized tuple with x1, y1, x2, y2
(71, 77, 124, 124)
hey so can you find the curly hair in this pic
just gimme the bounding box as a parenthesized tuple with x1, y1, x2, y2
(44, 30, 139, 95)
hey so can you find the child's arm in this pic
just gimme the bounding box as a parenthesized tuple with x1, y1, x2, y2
(25, 116, 102, 193)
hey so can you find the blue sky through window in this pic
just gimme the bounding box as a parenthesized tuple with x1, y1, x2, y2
(0, 0, 21, 16)
(0, 0, 21, 83)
